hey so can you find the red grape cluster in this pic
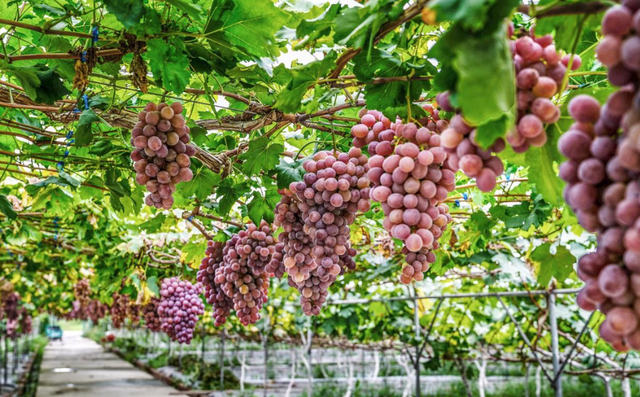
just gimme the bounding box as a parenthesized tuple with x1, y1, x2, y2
(214, 222, 277, 325)
(271, 189, 316, 283)
(564, 1, 640, 352)
(438, 28, 580, 192)
(74, 279, 91, 307)
(285, 150, 370, 314)
(129, 304, 141, 326)
(596, 3, 640, 87)
(509, 28, 581, 151)
(67, 300, 88, 321)
(159, 277, 205, 344)
(19, 309, 32, 335)
(2, 292, 20, 321)
(110, 293, 130, 329)
(197, 240, 234, 326)
(143, 298, 162, 332)
(352, 110, 454, 283)
(87, 299, 108, 325)
(130, 101, 195, 209)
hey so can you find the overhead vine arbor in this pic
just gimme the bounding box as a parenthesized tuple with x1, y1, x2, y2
(2, 0, 640, 393)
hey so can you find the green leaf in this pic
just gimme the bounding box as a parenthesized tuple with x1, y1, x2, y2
(215, 178, 250, 216)
(452, 28, 515, 143)
(531, 243, 576, 286)
(146, 38, 191, 93)
(524, 131, 564, 206)
(431, 0, 499, 31)
(275, 159, 305, 189)
(0, 195, 17, 220)
(146, 276, 160, 296)
(239, 136, 284, 176)
(103, 0, 146, 29)
(246, 190, 279, 225)
(75, 109, 101, 146)
(275, 52, 337, 112)
(164, 0, 203, 19)
(180, 166, 220, 201)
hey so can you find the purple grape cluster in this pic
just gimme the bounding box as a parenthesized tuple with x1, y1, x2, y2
(352, 110, 454, 283)
(87, 299, 108, 325)
(2, 292, 20, 321)
(110, 293, 130, 329)
(74, 279, 91, 307)
(214, 222, 276, 325)
(66, 300, 88, 321)
(129, 304, 141, 326)
(19, 308, 32, 335)
(130, 102, 195, 209)
(143, 298, 162, 332)
(559, 1, 640, 350)
(283, 150, 370, 315)
(509, 28, 581, 151)
(159, 277, 205, 344)
(197, 240, 234, 326)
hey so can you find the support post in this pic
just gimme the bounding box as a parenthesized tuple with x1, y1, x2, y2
(220, 330, 226, 391)
(413, 294, 421, 397)
(307, 328, 313, 397)
(548, 293, 562, 397)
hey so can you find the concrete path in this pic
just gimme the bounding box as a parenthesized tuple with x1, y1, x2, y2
(37, 331, 180, 397)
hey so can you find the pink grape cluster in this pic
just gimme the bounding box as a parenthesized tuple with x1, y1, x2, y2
(143, 298, 162, 332)
(352, 110, 454, 283)
(158, 277, 205, 344)
(110, 293, 130, 329)
(438, 28, 579, 192)
(437, 91, 506, 192)
(87, 299, 108, 325)
(286, 150, 370, 314)
(130, 102, 195, 209)
(596, 2, 640, 87)
(564, 1, 640, 352)
(214, 222, 279, 325)
(270, 189, 316, 283)
(66, 300, 88, 321)
(197, 240, 234, 326)
(509, 28, 581, 151)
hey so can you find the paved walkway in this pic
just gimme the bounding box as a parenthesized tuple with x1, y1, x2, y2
(37, 331, 179, 397)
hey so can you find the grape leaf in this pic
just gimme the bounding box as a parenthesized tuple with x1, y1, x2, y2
(216, 178, 250, 216)
(275, 158, 305, 189)
(180, 166, 220, 201)
(247, 190, 279, 225)
(146, 38, 191, 94)
(0, 195, 17, 220)
(524, 129, 564, 206)
(275, 52, 337, 112)
(75, 109, 101, 146)
(431, 0, 499, 31)
(240, 136, 284, 176)
(103, 0, 146, 29)
(531, 243, 576, 286)
(164, 0, 203, 19)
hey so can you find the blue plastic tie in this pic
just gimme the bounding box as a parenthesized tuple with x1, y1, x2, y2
(80, 51, 87, 62)
(462, 192, 468, 201)
(454, 200, 460, 207)
(91, 27, 99, 43)
(69, 138, 75, 144)
(506, 174, 511, 181)
(82, 94, 89, 110)
(56, 162, 64, 169)
(187, 216, 194, 222)
(66, 130, 74, 139)
(64, 150, 69, 157)
(54, 235, 58, 241)
(72, 107, 81, 114)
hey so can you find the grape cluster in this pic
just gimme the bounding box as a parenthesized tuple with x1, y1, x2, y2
(284, 150, 370, 314)
(143, 298, 162, 332)
(158, 277, 205, 344)
(74, 279, 91, 306)
(19, 309, 32, 335)
(438, 28, 580, 192)
(214, 222, 277, 325)
(197, 240, 234, 326)
(509, 29, 581, 151)
(352, 110, 454, 283)
(130, 102, 195, 209)
(67, 300, 88, 321)
(436, 91, 506, 192)
(271, 189, 316, 283)
(564, 1, 640, 352)
(2, 292, 20, 321)
(87, 299, 108, 325)
(129, 304, 141, 326)
(110, 293, 130, 329)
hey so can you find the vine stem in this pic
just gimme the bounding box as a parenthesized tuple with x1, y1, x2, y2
(0, 18, 95, 39)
